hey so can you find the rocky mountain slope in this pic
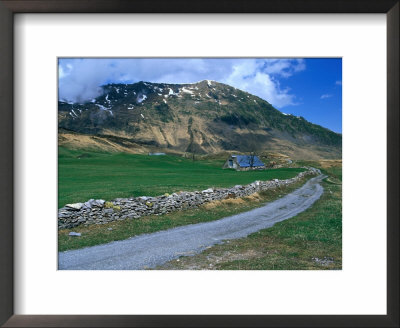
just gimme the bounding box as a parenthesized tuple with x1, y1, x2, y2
(58, 80, 341, 159)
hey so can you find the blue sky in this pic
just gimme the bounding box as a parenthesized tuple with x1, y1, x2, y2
(59, 58, 342, 133)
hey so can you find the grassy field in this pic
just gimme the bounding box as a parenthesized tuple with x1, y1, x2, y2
(59, 176, 312, 252)
(58, 147, 305, 208)
(58, 157, 342, 270)
(158, 161, 342, 270)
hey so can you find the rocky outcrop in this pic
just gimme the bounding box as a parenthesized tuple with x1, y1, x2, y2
(58, 168, 321, 230)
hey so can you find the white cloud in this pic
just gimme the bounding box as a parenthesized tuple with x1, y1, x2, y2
(58, 58, 305, 108)
(58, 66, 66, 79)
(58, 63, 73, 79)
(222, 60, 297, 107)
(262, 59, 305, 78)
(321, 94, 333, 99)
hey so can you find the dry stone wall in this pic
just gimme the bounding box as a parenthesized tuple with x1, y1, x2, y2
(58, 167, 321, 230)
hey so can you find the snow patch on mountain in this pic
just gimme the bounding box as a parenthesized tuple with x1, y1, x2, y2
(182, 87, 194, 95)
(137, 94, 147, 103)
(96, 104, 113, 116)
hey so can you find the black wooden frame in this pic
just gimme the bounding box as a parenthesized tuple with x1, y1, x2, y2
(0, 0, 398, 327)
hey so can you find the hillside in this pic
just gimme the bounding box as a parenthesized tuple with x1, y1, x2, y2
(58, 80, 341, 159)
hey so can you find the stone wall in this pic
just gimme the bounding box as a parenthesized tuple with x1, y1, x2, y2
(58, 167, 321, 230)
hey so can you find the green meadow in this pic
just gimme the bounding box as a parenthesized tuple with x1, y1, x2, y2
(58, 147, 305, 208)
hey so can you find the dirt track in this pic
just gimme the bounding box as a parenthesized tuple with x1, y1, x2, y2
(59, 175, 326, 270)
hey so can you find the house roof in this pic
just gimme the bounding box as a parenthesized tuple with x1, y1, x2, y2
(232, 155, 265, 167)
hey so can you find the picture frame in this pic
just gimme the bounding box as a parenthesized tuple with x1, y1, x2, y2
(0, 0, 398, 327)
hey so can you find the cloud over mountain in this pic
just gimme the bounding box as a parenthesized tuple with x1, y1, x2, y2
(58, 58, 305, 108)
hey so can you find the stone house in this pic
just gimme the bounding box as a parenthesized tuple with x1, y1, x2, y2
(223, 154, 265, 171)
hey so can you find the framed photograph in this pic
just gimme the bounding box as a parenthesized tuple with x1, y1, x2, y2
(1, 0, 398, 327)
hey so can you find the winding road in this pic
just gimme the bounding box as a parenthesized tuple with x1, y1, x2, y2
(59, 174, 326, 270)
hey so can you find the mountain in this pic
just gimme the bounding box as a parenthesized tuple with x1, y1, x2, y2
(58, 80, 341, 159)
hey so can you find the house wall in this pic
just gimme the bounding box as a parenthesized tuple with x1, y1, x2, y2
(222, 157, 236, 169)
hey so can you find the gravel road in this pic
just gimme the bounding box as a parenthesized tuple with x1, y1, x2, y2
(59, 175, 326, 270)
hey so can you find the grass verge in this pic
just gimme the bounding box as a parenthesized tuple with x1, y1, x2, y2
(158, 162, 342, 270)
(58, 176, 312, 252)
